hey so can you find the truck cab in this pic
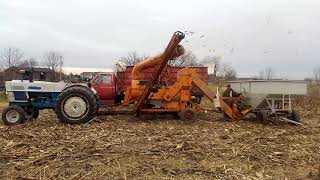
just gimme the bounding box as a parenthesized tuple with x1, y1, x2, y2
(89, 73, 116, 105)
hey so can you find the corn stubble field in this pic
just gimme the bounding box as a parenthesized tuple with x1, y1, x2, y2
(0, 87, 320, 179)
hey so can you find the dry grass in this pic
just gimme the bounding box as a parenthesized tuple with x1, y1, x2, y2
(0, 85, 319, 179)
(0, 109, 319, 179)
(208, 83, 226, 94)
(295, 85, 320, 117)
(0, 91, 8, 107)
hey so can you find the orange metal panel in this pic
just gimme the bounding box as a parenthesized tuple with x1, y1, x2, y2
(166, 101, 180, 110)
(180, 90, 190, 102)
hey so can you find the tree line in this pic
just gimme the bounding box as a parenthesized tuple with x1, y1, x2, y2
(2, 47, 319, 84)
(0, 47, 64, 72)
(255, 67, 320, 85)
(119, 51, 237, 81)
(119, 51, 320, 83)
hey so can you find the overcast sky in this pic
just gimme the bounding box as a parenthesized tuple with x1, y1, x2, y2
(1, 0, 319, 79)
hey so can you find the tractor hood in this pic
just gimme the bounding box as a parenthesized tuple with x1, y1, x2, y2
(5, 80, 68, 93)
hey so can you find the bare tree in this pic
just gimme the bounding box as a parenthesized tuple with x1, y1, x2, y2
(199, 56, 221, 77)
(120, 50, 199, 67)
(170, 51, 200, 67)
(119, 51, 148, 65)
(258, 70, 264, 80)
(58, 56, 64, 81)
(265, 67, 274, 80)
(20, 58, 39, 68)
(42, 51, 63, 71)
(0, 47, 24, 70)
(218, 63, 237, 80)
(257, 67, 274, 80)
(314, 67, 320, 85)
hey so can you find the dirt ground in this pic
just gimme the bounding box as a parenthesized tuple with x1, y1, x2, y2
(0, 107, 319, 180)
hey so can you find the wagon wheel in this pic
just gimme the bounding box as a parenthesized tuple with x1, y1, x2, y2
(289, 110, 301, 122)
(256, 110, 269, 122)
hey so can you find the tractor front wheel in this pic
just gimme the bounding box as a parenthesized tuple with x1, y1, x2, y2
(55, 86, 97, 124)
(2, 105, 26, 125)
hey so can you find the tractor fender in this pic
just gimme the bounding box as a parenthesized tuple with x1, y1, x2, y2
(62, 84, 97, 95)
(61, 84, 100, 108)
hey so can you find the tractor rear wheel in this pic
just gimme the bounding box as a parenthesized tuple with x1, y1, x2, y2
(2, 105, 25, 125)
(55, 86, 97, 124)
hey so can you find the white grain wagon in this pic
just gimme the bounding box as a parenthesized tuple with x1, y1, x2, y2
(228, 80, 308, 124)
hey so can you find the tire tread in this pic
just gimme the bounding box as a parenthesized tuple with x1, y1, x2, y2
(55, 86, 97, 124)
(1, 105, 25, 125)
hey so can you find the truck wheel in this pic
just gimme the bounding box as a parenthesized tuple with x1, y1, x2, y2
(2, 105, 26, 125)
(290, 110, 301, 122)
(94, 94, 100, 115)
(179, 108, 195, 122)
(256, 110, 268, 122)
(25, 108, 39, 120)
(55, 86, 97, 124)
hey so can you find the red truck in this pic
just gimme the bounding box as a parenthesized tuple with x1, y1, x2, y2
(89, 65, 208, 106)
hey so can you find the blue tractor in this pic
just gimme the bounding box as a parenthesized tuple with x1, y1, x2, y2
(2, 70, 99, 125)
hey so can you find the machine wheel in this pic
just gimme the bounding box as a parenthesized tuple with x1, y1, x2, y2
(289, 110, 301, 122)
(256, 110, 269, 122)
(25, 108, 40, 120)
(55, 86, 97, 124)
(1, 105, 26, 125)
(223, 112, 231, 122)
(179, 108, 195, 122)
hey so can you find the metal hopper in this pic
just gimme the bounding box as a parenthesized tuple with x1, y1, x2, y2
(228, 80, 308, 124)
